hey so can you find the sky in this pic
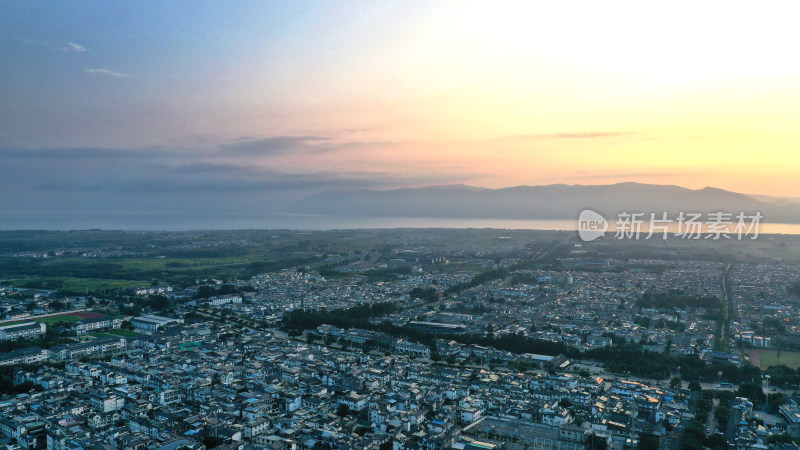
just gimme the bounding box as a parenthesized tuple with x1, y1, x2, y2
(2, 1, 800, 227)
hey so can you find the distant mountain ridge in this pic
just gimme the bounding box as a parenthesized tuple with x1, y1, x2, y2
(290, 182, 800, 223)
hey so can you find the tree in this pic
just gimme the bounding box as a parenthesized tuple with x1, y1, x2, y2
(737, 382, 766, 404)
(194, 285, 218, 299)
(715, 405, 730, 431)
(705, 433, 727, 450)
(336, 404, 351, 418)
(638, 433, 659, 450)
(767, 434, 797, 445)
(688, 380, 702, 391)
(586, 434, 607, 450)
(202, 436, 225, 448)
(669, 376, 682, 390)
(768, 393, 788, 413)
(409, 287, 439, 302)
(681, 423, 706, 450)
(147, 295, 173, 311)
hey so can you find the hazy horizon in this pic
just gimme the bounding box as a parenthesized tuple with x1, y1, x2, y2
(3, 181, 800, 231)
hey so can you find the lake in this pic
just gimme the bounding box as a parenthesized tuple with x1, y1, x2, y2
(7, 211, 800, 234)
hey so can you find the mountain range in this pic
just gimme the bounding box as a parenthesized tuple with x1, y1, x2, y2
(289, 182, 800, 223)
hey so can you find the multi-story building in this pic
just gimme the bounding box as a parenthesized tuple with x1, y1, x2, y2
(72, 316, 123, 336)
(395, 340, 431, 357)
(0, 347, 49, 365)
(91, 392, 125, 413)
(0, 322, 46, 341)
(50, 336, 127, 360)
(207, 294, 242, 306)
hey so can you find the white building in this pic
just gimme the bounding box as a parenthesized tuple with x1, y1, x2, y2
(131, 314, 183, 333)
(0, 347, 49, 366)
(208, 294, 242, 306)
(134, 286, 173, 296)
(73, 317, 122, 336)
(91, 393, 125, 413)
(737, 333, 771, 348)
(339, 392, 369, 412)
(395, 340, 431, 357)
(460, 408, 483, 424)
(0, 322, 46, 341)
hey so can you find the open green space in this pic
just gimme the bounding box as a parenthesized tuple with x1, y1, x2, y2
(6, 277, 146, 293)
(105, 329, 141, 337)
(57, 254, 267, 271)
(34, 314, 84, 325)
(753, 349, 800, 370)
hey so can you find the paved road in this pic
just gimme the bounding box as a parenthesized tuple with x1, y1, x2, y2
(715, 264, 732, 351)
(706, 398, 719, 435)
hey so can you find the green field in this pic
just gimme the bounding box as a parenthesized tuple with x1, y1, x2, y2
(105, 329, 141, 337)
(35, 314, 84, 325)
(115, 255, 264, 270)
(753, 349, 800, 370)
(7, 277, 147, 293)
(2, 251, 295, 290)
(84, 328, 140, 340)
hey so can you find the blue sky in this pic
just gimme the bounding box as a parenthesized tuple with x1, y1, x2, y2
(1, 1, 411, 148)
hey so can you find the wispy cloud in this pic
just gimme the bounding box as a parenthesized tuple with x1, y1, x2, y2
(569, 170, 708, 180)
(497, 132, 636, 142)
(221, 136, 331, 156)
(62, 42, 87, 52)
(14, 37, 49, 47)
(220, 136, 400, 157)
(15, 37, 88, 52)
(84, 67, 133, 78)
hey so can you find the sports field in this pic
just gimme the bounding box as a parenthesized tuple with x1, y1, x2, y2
(750, 348, 800, 370)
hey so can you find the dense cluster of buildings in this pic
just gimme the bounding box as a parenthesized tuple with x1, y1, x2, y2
(2, 240, 800, 449)
(0, 323, 710, 449)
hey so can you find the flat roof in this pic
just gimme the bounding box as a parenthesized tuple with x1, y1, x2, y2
(0, 322, 41, 331)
